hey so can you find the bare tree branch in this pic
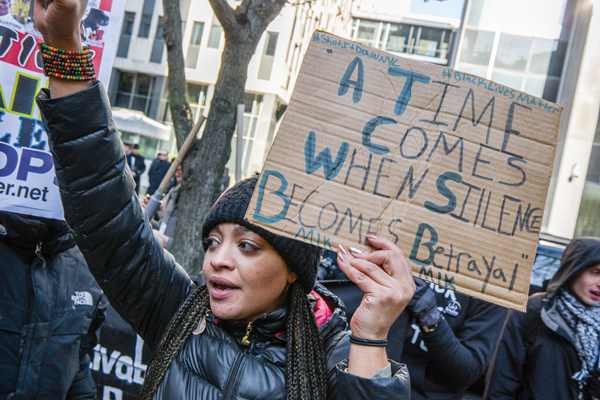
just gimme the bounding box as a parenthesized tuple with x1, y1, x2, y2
(162, 0, 194, 147)
(207, 0, 238, 32)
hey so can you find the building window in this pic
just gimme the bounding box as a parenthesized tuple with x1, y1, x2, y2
(190, 21, 204, 45)
(138, 14, 152, 38)
(457, 32, 564, 100)
(226, 93, 263, 177)
(207, 17, 223, 49)
(258, 32, 278, 80)
(456, 0, 570, 102)
(150, 16, 165, 63)
(350, 19, 452, 63)
(188, 83, 208, 120)
(115, 72, 155, 115)
(163, 82, 209, 123)
(264, 32, 278, 56)
(186, 22, 205, 68)
(575, 113, 600, 238)
(117, 12, 135, 58)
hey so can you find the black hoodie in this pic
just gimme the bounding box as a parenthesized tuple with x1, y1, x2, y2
(485, 237, 600, 400)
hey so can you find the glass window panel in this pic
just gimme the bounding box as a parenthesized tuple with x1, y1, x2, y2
(190, 22, 204, 46)
(356, 20, 379, 47)
(456, 64, 488, 78)
(264, 32, 278, 56)
(524, 76, 546, 98)
(137, 136, 158, 159)
(115, 93, 131, 108)
(155, 16, 164, 39)
(494, 33, 532, 72)
(585, 146, 600, 182)
(122, 12, 135, 35)
(386, 24, 410, 52)
(415, 27, 443, 57)
(138, 14, 152, 38)
(243, 93, 255, 113)
(181, 21, 186, 38)
(208, 25, 223, 48)
(529, 38, 555, 74)
(490, 70, 524, 91)
(118, 72, 135, 94)
(135, 75, 153, 96)
(187, 83, 205, 104)
(131, 96, 148, 112)
(574, 182, 600, 237)
(458, 29, 494, 66)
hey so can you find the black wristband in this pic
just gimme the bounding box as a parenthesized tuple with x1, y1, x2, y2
(349, 335, 388, 347)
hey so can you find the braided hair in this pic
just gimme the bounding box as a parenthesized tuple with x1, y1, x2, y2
(138, 281, 327, 400)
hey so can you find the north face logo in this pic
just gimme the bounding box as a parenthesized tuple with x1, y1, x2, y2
(71, 291, 93, 306)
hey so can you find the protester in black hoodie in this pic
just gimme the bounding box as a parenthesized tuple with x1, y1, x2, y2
(485, 237, 600, 400)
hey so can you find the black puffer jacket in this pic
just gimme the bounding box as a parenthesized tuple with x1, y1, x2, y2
(0, 212, 106, 400)
(485, 237, 600, 400)
(36, 82, 411, 399)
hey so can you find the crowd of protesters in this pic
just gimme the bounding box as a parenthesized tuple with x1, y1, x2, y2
(2, 0, 600, 399)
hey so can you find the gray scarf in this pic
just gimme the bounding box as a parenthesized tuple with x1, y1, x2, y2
(555, 288, 600, 391)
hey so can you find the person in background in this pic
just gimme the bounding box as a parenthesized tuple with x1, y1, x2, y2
(126, 143, 146, 195)
(220, 167, 230, 193)
(485, 237, 600, 400)
(400, 277, 508, 400)
(0, 212, 106, 400)
(153, 165, 182, 251)
(147, 150, 171, 196)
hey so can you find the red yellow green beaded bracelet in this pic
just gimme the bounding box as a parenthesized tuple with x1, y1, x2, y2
(39, 43, 97, 81)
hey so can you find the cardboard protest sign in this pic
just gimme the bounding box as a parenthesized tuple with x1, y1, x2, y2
(246, 31, 563, 310)
(0, 0, 124, 219)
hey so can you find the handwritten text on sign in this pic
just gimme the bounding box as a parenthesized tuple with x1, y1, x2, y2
(245, 31, 563, 310)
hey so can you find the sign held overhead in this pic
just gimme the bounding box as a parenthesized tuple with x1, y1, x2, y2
(245, 31, 563, 311)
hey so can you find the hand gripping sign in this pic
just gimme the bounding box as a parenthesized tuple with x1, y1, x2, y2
(245, 31, 563, 311)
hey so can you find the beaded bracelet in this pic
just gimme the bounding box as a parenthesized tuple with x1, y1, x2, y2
(38, 43, 97, 81)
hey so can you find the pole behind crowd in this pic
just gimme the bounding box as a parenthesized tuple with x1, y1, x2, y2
(145, 115, 206, 221)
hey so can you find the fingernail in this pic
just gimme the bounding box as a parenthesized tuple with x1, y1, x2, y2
(338, 252, 346, 263)
(367, 234, 378, 240)
(349, 247, 362, 255)
(338, 244, 348, 255)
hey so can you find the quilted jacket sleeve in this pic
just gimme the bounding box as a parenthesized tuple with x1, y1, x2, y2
(325, 332, 411, 399)
(36, 82, 194, 349)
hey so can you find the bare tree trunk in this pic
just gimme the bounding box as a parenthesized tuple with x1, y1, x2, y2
(163, 0, 288, 274)
(162, 0, 193, 146)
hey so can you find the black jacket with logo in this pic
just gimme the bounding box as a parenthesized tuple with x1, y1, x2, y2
(401, 282, 508, 400)
(0, 212, 106, 400)
(36, 81, 411, 399)
(485, 237, 600, 400)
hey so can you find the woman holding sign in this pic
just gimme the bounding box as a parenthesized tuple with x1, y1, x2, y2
(32, 0, 415, 399)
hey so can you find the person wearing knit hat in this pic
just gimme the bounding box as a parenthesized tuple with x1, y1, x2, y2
(33, 6, 416, 398)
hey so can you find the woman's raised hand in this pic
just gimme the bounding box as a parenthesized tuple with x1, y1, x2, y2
(338, 236, 416, 341)
(34, 0, 88, 50)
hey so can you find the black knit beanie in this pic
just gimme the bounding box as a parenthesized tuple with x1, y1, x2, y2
(202, 176, 321, 293)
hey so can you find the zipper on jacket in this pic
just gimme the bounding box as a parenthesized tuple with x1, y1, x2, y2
(222, 322, 253, 400)
(240, 321, 253, 346)
(35, 242, 43, 261)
